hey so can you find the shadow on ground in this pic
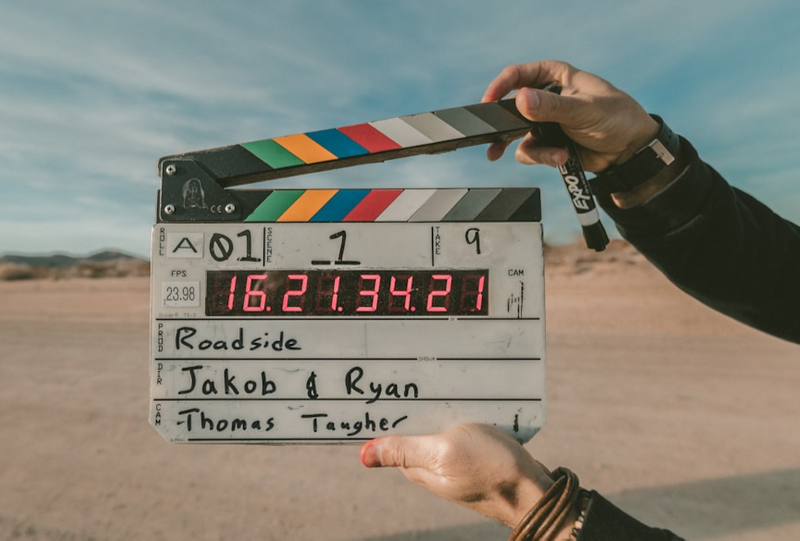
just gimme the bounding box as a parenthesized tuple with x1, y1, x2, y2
(356, 468, 800, 541)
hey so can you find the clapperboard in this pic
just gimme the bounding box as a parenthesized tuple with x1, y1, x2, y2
(150, 99, 546, 444)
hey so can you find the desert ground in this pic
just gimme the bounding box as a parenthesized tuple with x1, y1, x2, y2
(1, 243, 798, 540)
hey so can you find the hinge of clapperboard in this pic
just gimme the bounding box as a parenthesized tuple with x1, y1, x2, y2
(155, 99, 548, 225)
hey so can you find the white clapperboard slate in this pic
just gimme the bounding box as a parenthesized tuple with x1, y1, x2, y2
(149, 99, 547, 444)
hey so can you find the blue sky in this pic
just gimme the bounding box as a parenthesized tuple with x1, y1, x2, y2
(2, 0, 799, 257)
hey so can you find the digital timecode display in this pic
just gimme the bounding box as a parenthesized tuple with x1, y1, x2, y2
(205, 269, 489, 317)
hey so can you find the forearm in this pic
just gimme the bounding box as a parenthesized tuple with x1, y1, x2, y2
(596, 136, 800, 343)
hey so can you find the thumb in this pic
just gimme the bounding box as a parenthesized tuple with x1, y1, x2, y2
(515, 86, 579, 125)
(360, 435, 434, 469)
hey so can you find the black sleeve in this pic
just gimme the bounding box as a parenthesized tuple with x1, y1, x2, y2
(577, 491, 685, 541)
(596, 137, 800, 344)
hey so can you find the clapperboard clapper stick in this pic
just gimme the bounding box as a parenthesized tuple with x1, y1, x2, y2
(157, 98, 608, 251)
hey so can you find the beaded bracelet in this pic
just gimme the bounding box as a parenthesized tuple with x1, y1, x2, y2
(569, 491, 590, 541)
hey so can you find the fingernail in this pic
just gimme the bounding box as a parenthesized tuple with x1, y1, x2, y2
(360, 442, 380, 468)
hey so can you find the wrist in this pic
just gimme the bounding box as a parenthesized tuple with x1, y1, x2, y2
(553, 493, 586, 541)
(502, 475, 554, 527)
(509, 489, 587, 541)
(612, 115, 660, 167)
(609, 146, 688, 209)
(591, 116, 684, 208)
(509, 468, 583, 541)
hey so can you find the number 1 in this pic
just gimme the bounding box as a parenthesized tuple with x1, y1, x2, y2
(316, 274, 341, 313)
(330, 230, 347, 263)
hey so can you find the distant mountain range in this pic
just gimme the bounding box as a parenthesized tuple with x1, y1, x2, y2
(0, 240, 643, 281)
(0, 250, 144, 267)
(0, 250, 149, 280)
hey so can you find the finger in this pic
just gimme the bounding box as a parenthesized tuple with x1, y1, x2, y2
(515, 134, 568, 167)
(487, 123, 568, 166)
(486, 139, 514, 161)
(481, 60, 571, 102)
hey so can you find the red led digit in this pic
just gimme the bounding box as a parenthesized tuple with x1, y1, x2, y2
(243, 274, 267, 312)
(426, 274, 452, 313)
(282, 274, 308, 312)
(206, 269, 488, 317)
(227, 275, 237, 310)
(460, 274, 485, 312)
(316, 273, 341, 313)
(356, 274, 381, 312)
(389, 275, 413, 312)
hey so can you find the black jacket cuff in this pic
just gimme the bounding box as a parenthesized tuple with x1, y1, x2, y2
(577, 491, 685, 541)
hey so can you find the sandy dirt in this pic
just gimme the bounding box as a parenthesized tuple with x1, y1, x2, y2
(0, 252, 798, 541)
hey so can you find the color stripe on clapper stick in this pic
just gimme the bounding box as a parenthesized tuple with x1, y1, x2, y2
(162, 101, 532, 187)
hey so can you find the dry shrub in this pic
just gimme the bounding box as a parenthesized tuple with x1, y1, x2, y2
(0, 264, 39, 281)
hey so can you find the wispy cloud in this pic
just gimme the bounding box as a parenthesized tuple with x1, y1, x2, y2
(1, 0, 798, 256)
